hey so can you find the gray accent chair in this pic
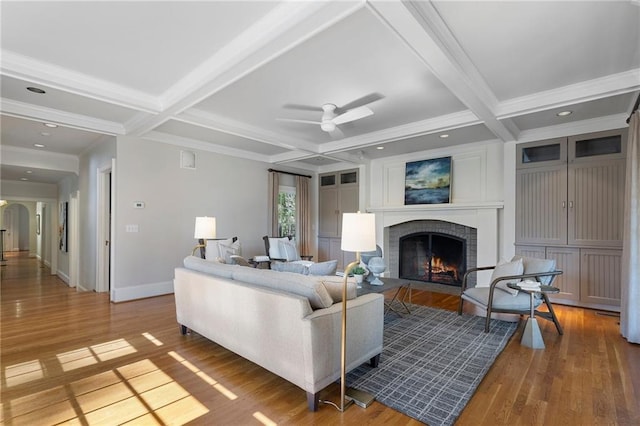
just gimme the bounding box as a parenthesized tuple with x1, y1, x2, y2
(458, 257, 563, 333)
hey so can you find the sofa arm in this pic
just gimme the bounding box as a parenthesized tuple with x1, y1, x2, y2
(300, 293, 384, 394)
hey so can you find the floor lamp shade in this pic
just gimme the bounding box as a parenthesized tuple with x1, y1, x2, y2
(341, 212, 376, 252)
(194, 217, 216, 239)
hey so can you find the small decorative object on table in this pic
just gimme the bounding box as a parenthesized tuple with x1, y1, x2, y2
(352, 266, 366, 285)
(367, 257, 386, 286)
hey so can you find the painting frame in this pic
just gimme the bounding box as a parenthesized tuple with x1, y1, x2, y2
(59, 202, 68, 252)
(404, 156, 452, 205)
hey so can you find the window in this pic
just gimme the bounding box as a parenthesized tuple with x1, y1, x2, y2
(278, 185, 296, 238)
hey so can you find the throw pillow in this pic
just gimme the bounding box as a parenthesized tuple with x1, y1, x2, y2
(271, 261, 308, 275)
(512, 255, 556, 285)
(491, 258, 524, 296)
(219, 240, 241, 264)
(308, 260, 338, 276)
(268, 237, 289, 259)
(279, 240, 301, 261)
(205, 237, 235, 262)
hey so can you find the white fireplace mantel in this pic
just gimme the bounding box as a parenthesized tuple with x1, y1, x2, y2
(369, 202, 504, 283)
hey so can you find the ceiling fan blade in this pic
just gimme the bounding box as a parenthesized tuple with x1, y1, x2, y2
(282, 103, 323, 112)
(328, 126, 345, 139)
(276, 118, 320, 125)
(338, 92, 384, 112)
(332, 106, 373, 125)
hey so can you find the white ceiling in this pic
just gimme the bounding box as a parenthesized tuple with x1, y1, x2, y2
(1, 1, 638, 185)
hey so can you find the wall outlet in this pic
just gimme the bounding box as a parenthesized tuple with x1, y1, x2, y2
(133, 201, 145, 209)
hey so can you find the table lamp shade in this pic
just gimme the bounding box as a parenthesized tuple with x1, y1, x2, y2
(341, 212, 376, 252)
(194, 217, 216, 239)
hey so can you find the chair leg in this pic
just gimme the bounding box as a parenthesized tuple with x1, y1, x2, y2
(484, 306, 492, 333)
(457, 297, 464, 315)
(541, 294, 563, 335)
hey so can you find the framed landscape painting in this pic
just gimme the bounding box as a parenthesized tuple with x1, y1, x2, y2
(404, 157, 452, 205)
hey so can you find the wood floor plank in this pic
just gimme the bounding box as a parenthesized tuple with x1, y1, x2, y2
(2, 252, 639, 425)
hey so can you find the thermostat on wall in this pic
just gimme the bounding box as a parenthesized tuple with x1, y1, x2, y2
(133, 201, 145, 209)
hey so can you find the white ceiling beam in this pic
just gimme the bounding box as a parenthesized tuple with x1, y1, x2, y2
(129, 0, 366, 137)
(368, 0, 519, 142)
(1, 98, 125, 135)
(517, 113, 628, 144)
(496, 69, 640, 119)
(1, 51, 160, 113)
(0, 145, 79, 174)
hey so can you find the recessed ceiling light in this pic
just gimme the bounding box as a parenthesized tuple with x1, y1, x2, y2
(376, 146, 384, 150)
(20, 178, 29, 181)
(40, 132, 51, 136)
(440, 134, 449, 138)
(27, 86, 46, 94)
(34, 143, 45, 148)
(25, 170, 33, 174)
(557, 110, 572, 117)
(43, 123, 58, 128)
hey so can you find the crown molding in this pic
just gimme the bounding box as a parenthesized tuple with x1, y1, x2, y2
(496, 69, 640, 118)
(142, 130, 271, 163)
(516, 113, 628, 144)
(1, 50, 160, 113)
(0, 98, 125, 135)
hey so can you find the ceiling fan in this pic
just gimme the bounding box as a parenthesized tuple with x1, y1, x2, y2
(276, 93, 383, 138)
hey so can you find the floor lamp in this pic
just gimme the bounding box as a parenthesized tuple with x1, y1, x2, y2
(192, 217, 216, 258)
(337, 211, 377, 411)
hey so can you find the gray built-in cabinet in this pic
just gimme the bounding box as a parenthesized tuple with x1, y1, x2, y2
(515, 128, 627, 310)
(317, 169, 359, 271)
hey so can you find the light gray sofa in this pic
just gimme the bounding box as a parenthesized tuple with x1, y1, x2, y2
(174, 256, 384, 411)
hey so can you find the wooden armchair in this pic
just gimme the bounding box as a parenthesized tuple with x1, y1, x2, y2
(458, 257, 563, 333)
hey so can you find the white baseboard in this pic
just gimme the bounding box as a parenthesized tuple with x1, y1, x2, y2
(57, 271, 70, 285)
(111, 280, 174, 302)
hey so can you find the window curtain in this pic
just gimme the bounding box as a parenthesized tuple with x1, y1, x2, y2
(268, 171, 280, 236)
(296, 175, 311, 257)
(621, 110, 640, 344)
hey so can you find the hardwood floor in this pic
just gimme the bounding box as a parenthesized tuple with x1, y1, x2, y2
(2, 252, 639, 425)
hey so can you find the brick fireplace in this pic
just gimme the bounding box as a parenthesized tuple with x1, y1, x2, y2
(369, 203, 503, 288)
(390, 220, 477, 287)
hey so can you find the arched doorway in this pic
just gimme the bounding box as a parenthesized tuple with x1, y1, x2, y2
(2, 203, 31, 253)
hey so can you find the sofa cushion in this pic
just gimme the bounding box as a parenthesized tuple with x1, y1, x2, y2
(512, 255, 556, 285)
(321, 276, 357, 303)
(464, 286, 541, 311)
(271, 261, 308, 274)
(230, 267, 334, 310)
(308, 260, 338, 276)
(184, 255, 235, 279)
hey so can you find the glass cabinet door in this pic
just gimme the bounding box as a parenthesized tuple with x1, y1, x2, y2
(568, 129, 627, 163)
(516, 137, 567, 169)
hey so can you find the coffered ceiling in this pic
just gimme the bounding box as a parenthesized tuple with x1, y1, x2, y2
(1, 1, 638, 184)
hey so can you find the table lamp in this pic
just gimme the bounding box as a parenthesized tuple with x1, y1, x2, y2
(192, 216, 216, 258)
(336, 211, 376, 411)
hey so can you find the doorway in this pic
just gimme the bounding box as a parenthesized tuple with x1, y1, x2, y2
(96, 162, 114, 296)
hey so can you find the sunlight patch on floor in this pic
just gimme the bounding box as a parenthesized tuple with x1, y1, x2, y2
(168, 350, 238, 400)
(4, 359, 44, 387)
(142, 332, 163, 346)
(254, 411, 278, 426)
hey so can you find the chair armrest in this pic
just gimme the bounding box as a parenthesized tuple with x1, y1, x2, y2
(461, 265, 497, 292)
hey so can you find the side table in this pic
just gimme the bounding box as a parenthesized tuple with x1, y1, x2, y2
(508, 283, 560, 349)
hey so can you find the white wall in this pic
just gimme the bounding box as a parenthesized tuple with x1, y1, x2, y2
(111, 136, 308, 302)
(57, 174, 79, 284)
(78, 136, 116, 291)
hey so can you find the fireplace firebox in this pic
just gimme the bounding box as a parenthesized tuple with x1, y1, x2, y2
(399, 232, 466, 286)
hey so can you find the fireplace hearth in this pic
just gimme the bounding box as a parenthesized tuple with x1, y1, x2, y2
(399, 233, 465, 286)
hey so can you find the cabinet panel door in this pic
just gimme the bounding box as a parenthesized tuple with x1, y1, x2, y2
(329, 238, 344, 271)
(317, 237, 330, 262)
(319, 188, 339, 237)
(568, 159, 625, 247)
(515, 165, 567, 245)
(546, 246, 580, 302)
(580, 249, 621, 306)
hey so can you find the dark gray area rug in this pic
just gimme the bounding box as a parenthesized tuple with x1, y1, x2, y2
(347, 305, 518, 426)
